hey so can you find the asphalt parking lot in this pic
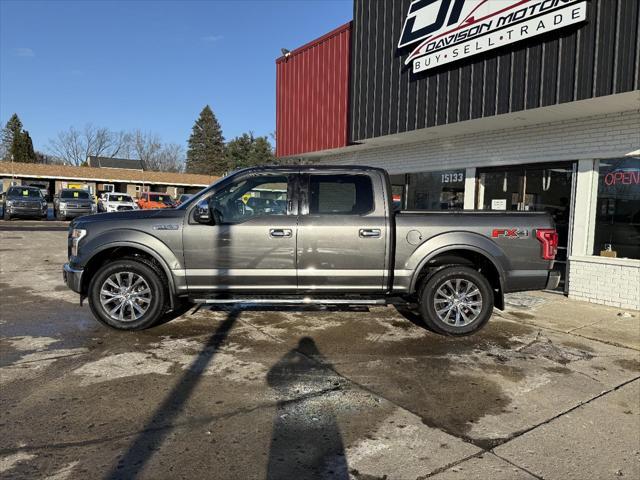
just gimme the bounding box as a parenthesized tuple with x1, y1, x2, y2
(1, 220, 639, 480)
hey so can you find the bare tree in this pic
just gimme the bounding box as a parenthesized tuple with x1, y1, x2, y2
(132, 130, 161, 168)
(154, 143, 184, 173)
(132, 130, 184, 172)
(49, 125, 184, 172)
(48, 124, 130, 166)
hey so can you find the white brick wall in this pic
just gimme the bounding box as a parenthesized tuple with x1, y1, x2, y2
(568, 257, 640, 311)
(317, 110, 640, 173)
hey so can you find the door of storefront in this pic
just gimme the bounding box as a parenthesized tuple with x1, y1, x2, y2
(476, 162, 576, 291)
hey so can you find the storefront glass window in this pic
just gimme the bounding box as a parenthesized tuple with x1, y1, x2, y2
(593, 157, 640, 260)
(406, 170, 465, 210)
(388, 174, 406, 210)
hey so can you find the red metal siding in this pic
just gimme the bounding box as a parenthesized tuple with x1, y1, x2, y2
(276, 22, 351, 158)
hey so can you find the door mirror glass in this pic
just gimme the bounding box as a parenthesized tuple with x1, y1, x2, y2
(193, 199, 213, 224)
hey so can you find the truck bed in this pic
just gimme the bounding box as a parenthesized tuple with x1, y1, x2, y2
(392, 210, 555, 294)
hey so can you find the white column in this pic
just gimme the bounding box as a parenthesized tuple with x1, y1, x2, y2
(463, 167, 476, 210)
(570, 159, 598, 256)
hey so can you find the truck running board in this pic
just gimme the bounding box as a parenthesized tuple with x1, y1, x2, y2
(192, 296, 388, 306)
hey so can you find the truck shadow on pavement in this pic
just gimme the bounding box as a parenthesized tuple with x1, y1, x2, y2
(103, 310, 348, 480)
(104, 309, 241, 480)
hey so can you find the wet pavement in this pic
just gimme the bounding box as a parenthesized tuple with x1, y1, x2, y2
(1, 221, 639, 479)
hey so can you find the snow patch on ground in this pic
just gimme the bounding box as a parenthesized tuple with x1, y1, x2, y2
(73, 352, 174, 385)
(0, 451, 36, 474)
(6, 336, 58, 351)
(365, 319, 428, 342)
(322, 407, 478, 479)
(44, 461, 79, 480)
(147, 337, 268, 382)
(1, 336, 89, 385)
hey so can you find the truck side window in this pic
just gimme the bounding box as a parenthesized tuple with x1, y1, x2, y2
(210, 175, 289, 224)
(309, 175, 374, 215)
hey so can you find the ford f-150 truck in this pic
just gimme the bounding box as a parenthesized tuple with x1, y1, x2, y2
(63, 166, 559, 335)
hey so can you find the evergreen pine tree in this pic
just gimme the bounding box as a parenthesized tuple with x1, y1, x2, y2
(1, 114, 37, 162)
(225, 133, 255, 170)
(225, 132, 275, 170)
(186, 105, 226, 175)
(18, 130, 37, 163)
(1, 114, 23, 160)
(251, 136, 274, 165)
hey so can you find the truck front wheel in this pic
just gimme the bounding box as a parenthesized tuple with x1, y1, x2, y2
(419, 266, 493, 336)
(88, 258, 166, 330)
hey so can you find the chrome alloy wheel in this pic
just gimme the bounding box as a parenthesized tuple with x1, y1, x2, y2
(433, 278, 483, 327)
(99, 272, 152, 322)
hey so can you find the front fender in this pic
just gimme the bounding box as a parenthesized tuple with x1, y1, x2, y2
(76, 229, 182, 297)
(403, 231, 510, 293)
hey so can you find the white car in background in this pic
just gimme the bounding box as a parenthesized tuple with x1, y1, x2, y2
(98, 193, 139, 213)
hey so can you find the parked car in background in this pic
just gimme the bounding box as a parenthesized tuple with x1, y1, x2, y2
(26, 183, 50, 201)
(53, 189, 96, 220)
(98, 193, 139, 213)
(2, 186, 48, 220)
(137, 192, 176, 210)
(176, 194, 193, 205)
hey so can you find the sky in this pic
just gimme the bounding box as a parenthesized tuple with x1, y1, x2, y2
(0, 0, 352, 153)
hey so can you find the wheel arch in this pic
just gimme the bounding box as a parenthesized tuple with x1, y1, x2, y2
(80, 242, 177, 308)
(410, 246, 506, 310)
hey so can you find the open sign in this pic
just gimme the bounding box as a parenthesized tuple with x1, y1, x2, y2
(604, 169, 640, 186)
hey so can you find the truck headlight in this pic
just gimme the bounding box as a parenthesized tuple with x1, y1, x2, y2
(6, 200, 14, 207)
(71, 228, 86, 257)
(91, 204, 97, 212)
(59, 202, 67, 210)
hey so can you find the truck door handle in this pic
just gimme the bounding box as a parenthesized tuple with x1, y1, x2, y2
(359, 228, 381, 238)
(270, 228, 292, 238)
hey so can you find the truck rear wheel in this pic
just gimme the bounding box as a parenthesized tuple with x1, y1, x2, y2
(419, 266, 493, 336)
(88, 258, 166, 330)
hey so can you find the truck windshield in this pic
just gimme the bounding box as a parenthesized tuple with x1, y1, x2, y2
(61, 190, 91, 199)
(7, 187, 42, 198)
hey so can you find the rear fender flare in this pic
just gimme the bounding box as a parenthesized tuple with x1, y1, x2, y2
(405, 232, 509, 293)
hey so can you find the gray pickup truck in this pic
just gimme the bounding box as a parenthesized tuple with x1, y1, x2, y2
(63, 166, 559, 335)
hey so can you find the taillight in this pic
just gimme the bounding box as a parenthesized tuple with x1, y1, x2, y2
(536, 229, 558, 260)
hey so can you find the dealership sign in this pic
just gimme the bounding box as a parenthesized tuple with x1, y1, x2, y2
(399, 0, 587, 73)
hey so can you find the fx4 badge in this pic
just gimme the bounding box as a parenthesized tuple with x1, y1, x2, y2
(492, 228, 529, 239)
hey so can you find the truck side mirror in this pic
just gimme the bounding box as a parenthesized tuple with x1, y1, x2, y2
(194, 199, 213, 225)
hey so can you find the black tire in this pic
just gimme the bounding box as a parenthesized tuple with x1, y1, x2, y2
(88, 258, 167, 330)
(419, 266, 494, 336)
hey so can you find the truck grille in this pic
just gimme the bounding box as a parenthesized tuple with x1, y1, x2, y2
(117, 206, 133, 211)
(15, 201, 39, 208)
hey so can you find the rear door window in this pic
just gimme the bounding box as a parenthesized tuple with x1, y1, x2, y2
(308, 175, 374, 215)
